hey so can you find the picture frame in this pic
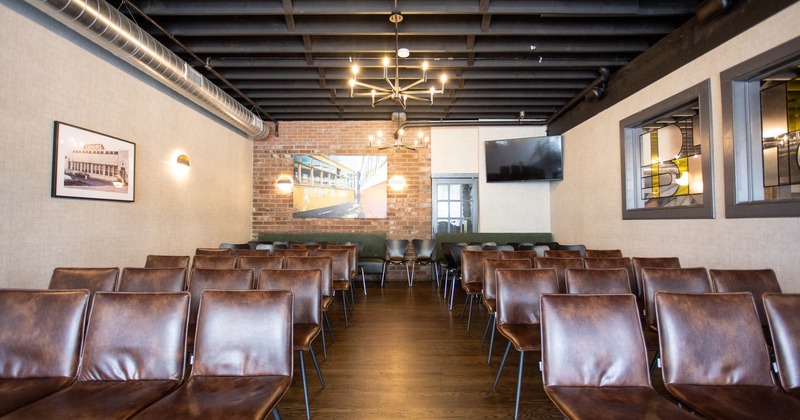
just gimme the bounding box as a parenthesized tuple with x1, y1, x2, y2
(52, 121, 135, 202)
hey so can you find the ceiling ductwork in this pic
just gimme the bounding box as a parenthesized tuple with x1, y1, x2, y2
(24, 0, 271, 139)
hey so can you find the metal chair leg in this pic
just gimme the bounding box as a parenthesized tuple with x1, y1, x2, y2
(493, 341, 512, 389)
(405, 261, 411, 286)
(299, 350, 310, 420)
(310, 346, 325, 389)
(320, 319, 327, 360)
(323, 311, 334, 343)
(360, 267, 367, 295)
(449, 275, 457, 311)
(272, 407, 281, 420)
(515, 351, 525, 419)
(380, 262, 387, 287)
(487, 318, 496, 365)
(466, 295, 475, 332)
(409, 262, 415, 287)
(481, 313, 493, 347)
(341, 291, 349, 327)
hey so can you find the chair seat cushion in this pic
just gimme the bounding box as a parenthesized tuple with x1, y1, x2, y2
(545, 386, 695, 420)
(497, 324, 540, 352)
(4, 380, 181, 419)
(322, 296, 334, 310)
(332, 280, 351, 291)
(666, 383, 800, 419)
(0, 377, 74, 416)
(359, 258, 385, 274)
(461, 282, 483, 295)
(294, 324, 321, 351)
(133, 375, 292, 419)
(483, 298, 496, 314)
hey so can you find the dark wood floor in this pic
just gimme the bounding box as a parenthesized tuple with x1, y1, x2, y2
(276, 275, 669, 419)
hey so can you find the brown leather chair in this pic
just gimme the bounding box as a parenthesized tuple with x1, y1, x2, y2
(191, 255, 238, 270)
(482, 259, 531, 365)
(285, 256, 335, 360)
(710, 268, 781, 332)
(186, 268, 255, 353)
(499, 250, 538, 263)
(533, 257, 584, 293)
(145, 255, 190, 270)
(492, 268, 559, 419)
(236, 255, 285, 277)
(631, 256, 680, 308)
(118, 267, 186, 292)
(232, 249, 272, 257)
(49, 267, 119, 293)
(564, 268, 631, 294)
(543, 249, 581, 258)
(259, 269, 325, 419)
(0, 289, 90, 416)
(583, 257, 637, 300)
(291, 243, 322, 251)
(459, 250, 500, 332)
(6, 292, 190, 419)
(584, 249, 623, 258)
(134, 290, 293, 419)
(764, 293, 800, 399)
(655, 292, 800, 418)
(195, 247, 233, 255)
(329, 244, 363, 294)
(274, 248, 311, 258)
(540, 294, 694, 420)
(315, 248, 353, 327)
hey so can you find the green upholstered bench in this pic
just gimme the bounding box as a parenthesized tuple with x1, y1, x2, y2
(256, 232, 387, 274)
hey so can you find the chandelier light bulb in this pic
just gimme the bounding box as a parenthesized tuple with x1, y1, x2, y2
(422, 61, 429, 71)
(351, 64, 359, 75)
(383, 57, 390, 67)
(440, 74, 448, 84)
(349, 78, 356, 87)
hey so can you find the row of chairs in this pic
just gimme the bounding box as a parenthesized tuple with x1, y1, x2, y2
(0, 288, 293, 418)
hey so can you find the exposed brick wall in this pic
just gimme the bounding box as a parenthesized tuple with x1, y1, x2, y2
(251, 120, 433, 281)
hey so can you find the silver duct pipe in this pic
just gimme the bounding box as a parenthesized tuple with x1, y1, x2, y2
(25, 0, 271, 139)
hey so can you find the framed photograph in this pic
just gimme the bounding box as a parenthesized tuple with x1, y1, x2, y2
(52, 121, 135, 202)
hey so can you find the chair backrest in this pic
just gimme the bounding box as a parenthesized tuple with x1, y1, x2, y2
(495, 268, 558, 325)
(583, 257, 636, 297)
(565, 268, 631, 294)
(532, 244, 550, 257)
(187, 268, 255, 329)
(533, 257, 585, 293)
(195, 247, 233, 255)
(461, 250, 501, 287)
(118, 267, 186, 292)
(483, 259, 532, 303)
(191, 290, 293, 378)
(544, 249, 582, 258)
(290, 243, 322, 251)
(145, 255, 190, 270)
(495, 245, 515, 252)
(313, 249, 350, 281)
(219, 243, 249, 250)
(273, 248, 310, 258)
(191, 255, 238, 270)
(79, 292, 190, 381)
(255, 243, 276, 254)
(285, 256, 333, 298)
(541, 294, 650, 387)
(327, 244, 358, 277)
(631, 256, 680, 302)
(236, 256, 285, 277)
(232, 249, 272, 257)
(0, 289, 89, 379)
(499, 250, 538, 263)
(258, 269, 322, 325)
(555, 244, 587, 256)
(412, 239, 435, 260)
(584, 249, 623, 258)
(655, 292, 774, 387)
(642, 267, 711, 328)
(710, 269, 781, 327)
(49, 267, 119, 293)
(386, 239, 409, 260)
(763, 293, 800, 398)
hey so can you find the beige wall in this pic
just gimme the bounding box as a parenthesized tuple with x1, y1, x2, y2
(0, 3, 253, 288)
(552, 4, 800, 291)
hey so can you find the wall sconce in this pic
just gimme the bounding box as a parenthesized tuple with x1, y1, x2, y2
(388, 175, 406, 191)
(176, 154, 190, 167)
(276, 174, 294, 193)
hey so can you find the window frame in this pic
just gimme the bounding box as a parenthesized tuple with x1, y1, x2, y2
(431, 174, 479, 235)
(619, 79, 715, 220)
(720, 36, 800, 218)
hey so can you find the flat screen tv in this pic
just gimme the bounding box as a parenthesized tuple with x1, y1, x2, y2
(484, 135, 563, 182)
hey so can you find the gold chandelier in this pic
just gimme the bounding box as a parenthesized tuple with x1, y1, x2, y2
(349, 5, 447, 109)
(368, 112, 429, 151)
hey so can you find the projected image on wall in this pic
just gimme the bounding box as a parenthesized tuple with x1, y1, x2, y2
(292, 155, 388, 219)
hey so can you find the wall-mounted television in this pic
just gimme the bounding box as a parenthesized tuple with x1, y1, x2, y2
(484, 135, 563, 182)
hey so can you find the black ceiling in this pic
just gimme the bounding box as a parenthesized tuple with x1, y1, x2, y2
(110, 0, 703, 123)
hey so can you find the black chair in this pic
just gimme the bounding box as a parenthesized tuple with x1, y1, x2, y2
(410, 239, 437, 286)
(382, 239, 410, 286)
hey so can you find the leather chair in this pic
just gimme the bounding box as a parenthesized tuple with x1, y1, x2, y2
(631, 256, 680, 311)
(540, 294, 694, 420)
(118, 267, 186, 292)
(133, 290, 293, 420)
(0, 289, 90, 416)
(482, 260, 531, 365)
(492, 268, 559, 419)
(764, 293, 800, 399)
(328, 244, 362, 296)
(186, 268, 255, 354)
(236, 255, 285, 277)
(285, 256, 335, 360)
(145, 255, 190, 270)
(49, 267, 119, 293)
(459, 250, 500, 332)
(195, 247, 233, 255)
(6, 292, 190, 419)
(499, 250, 538, 263)
(710, 268, 782, 336)
(543, 249, 581, 258)
(232, 249, 272, 257)
(533, 257, 584, 293)
(564, 268, 631, 294)
(191, 255, 237, 270)
(382, 239, 410, 286)
(274, 248, 311, 258)
(584, 249, 623, 258)
(409, 239, 437, 286)
(255, 243, 276, 255)
(583, 257, 637, 300)
(291, 243, 323, 251)
(259, 269, 325, 419)
(314, 248, 353, 327)
(655, 292, 800, 418)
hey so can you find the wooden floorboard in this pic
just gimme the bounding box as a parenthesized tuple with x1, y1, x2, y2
(276, 279, 670, 419)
